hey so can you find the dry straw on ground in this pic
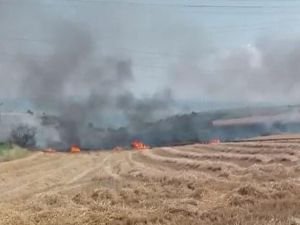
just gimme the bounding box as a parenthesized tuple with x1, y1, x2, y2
(0, 137, 300, 224)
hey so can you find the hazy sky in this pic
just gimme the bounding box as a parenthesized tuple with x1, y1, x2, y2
(1, 0, 300, 105)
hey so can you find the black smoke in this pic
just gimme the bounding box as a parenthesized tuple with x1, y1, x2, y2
(16, 22, 174, 149)
(9, 24, 300, 149)
(2, 2, 300, 149)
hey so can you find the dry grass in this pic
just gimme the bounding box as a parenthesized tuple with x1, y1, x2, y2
(0, 144, 30, 162)
(0, 138, 300, 225)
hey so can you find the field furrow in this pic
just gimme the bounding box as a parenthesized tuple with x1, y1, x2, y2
(1, 139, 300, 225)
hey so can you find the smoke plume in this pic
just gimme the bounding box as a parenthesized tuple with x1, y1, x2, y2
(1, 1, 300, 148)
(15, 22, 174, 148)
(170, 37, 300, 103)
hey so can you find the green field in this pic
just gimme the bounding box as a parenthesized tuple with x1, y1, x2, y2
(0, 143, 30, 162)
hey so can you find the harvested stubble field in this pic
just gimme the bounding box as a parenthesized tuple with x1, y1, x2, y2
(0, 138, 300, 225)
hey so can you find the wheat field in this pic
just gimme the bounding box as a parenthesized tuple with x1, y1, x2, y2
(0, 138, 300, 225)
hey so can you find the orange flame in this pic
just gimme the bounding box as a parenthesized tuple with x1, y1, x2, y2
(70, 145, 81, 153)
(131, 140, 149, 150)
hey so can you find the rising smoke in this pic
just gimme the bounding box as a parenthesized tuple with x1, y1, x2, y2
(16, 22, 174, 148)
(170, 37, 300, 103)
(1, 2, 300, 148)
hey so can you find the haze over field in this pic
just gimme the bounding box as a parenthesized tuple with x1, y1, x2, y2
(1, 2, 300, 225)
(1, 0, 300, 147)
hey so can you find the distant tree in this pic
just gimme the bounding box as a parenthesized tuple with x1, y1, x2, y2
(10, 125, 36, 148)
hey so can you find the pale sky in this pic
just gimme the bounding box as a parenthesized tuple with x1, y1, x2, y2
(1, 0, 300, 104)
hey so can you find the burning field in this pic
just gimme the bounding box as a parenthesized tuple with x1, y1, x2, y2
(0, 137, 300, 225)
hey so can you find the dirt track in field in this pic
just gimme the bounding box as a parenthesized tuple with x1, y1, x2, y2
(0, 139, 300, 225)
